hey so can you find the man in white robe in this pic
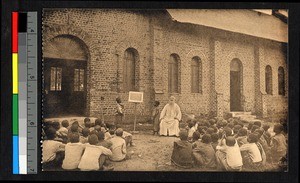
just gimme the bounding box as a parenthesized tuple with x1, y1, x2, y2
(159, 96, 182, 137)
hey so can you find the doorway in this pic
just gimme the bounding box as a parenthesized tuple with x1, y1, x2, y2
(43, 35, 88, 117)
(230, 59, 243, 111)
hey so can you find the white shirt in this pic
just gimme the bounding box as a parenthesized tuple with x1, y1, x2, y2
(78, 144, 112, 171)
(159, 103, 182, 122)
(109, 136, 127, 161)
(240, 143, 262, 163)
(42, 140, 64, 163)
(216, 141, 243, 168)
(188, 127, 196, 138)
(62, 142, 85, 170)
(58, 127, 68, 137)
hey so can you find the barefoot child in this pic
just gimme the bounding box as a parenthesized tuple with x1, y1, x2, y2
(151, 101, 160, 135)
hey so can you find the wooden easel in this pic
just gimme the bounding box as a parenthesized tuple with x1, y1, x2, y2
(132, 102, 139, 134)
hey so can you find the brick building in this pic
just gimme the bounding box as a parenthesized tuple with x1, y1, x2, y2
(42, 9, 288, 122)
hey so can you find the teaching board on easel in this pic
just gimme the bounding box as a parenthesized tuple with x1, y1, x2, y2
(128, 91, 143, 103)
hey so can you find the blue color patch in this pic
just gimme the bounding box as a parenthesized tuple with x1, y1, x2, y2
(13, 136, 19, 174)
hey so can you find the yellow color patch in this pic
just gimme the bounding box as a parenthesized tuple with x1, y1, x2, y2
(12, 53, 18, 94)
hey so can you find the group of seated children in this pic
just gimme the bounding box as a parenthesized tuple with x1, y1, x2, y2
(42, 118, 133, 171)
(171, 118, 287, 171)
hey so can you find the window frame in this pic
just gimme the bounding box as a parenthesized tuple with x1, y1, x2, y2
(265, 65, 273, 95)
(278, 66, 285, 96)
(168, 54, 179, 93)
(74, 68, 85, 92)
(50, 66, 62, 91)
(191, 56, 201, 94)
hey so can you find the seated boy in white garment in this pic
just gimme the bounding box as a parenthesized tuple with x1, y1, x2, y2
(42, 127, 65, 169)
(78, 134, 113, 171)
(239, 133, 263, 171)
(109, 125, 134, 147)
(109, 128, 128, 161)
(215, 135, 243, 171)
(62, 133, 85, 170)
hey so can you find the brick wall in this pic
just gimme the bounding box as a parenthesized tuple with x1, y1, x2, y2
(43, 9, 288, 122)
(259, 41, 288, 117)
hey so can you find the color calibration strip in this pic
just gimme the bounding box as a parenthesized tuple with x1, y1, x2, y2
(12, 11, 38, 174)
(12, 11, 19, 175)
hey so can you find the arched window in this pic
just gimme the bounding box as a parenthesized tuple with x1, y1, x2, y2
(191, 56, 202, 93)
(123, 48, 138, 91)
(168, 54, 179, 93)
(265, 65, 273, 95)
(278, 67, 285, 96)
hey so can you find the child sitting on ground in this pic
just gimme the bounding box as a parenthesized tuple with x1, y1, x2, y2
(62, 133, 86, 170)
(82, 117, 91, 128)
(215, 135, 243, 171)
(233, 125, 242, 136)
(220, 127, 234, 146)
(80, 128, 90, 144)
(187, 120, 197, 141)
(52, 121, 64, 142)
(235, 128, 248, 146)
(42, 127, 65, 169)
(68, 123, 80, 139)
(262, 124, 271, 146)
(123, 130, 134, 147)
(206, 127, 215, 135)
(270, 124, 287, 166)
(58, 120, 69, 137)
(192, 134, 217, 169)
(239, 133, 263, 171)
(211, 133, 219, 152)
(78, 134, 113, 171)
(191, 131, 201, 146)
(58, 120, 69, 143)
(103, 127, 112, 140)
(109, 128, 127, 162)
(171, 130, 193, 169)
(97, 131, 113, 149)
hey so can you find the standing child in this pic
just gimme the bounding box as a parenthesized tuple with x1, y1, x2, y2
(151, 101, 160, 135)
(115, 97, 124, 128)
(62, 133, 86, 170)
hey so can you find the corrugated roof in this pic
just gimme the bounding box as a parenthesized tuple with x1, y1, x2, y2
(166, 9, 288, 43)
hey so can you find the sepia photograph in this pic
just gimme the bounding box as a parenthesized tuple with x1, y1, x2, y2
(41, 9, 288, 172)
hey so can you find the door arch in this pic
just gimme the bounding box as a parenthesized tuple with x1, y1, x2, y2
(43, 35, 89, 117)
(230, 59, 243, 111)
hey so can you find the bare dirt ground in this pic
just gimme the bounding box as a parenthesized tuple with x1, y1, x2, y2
(44, 117, 282, 172)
